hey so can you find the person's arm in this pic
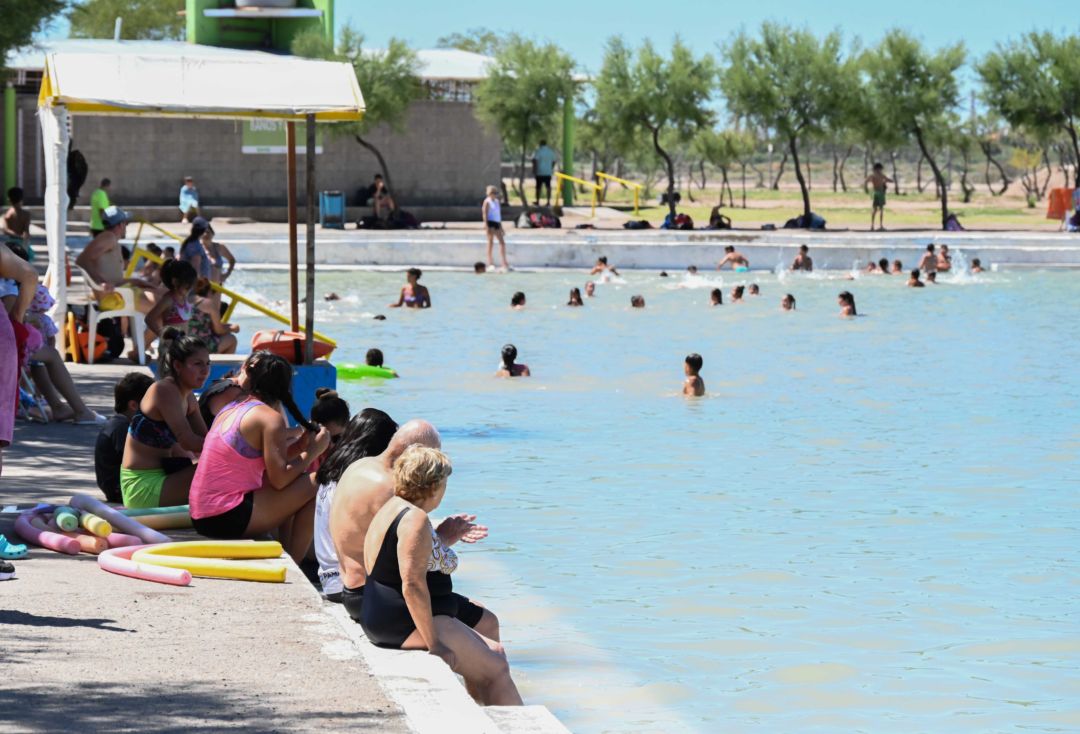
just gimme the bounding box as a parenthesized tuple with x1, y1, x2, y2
(258, 406, 329, 489)
(420, 286, 431, 309)
(388, 287, 405, 308)
(204, 301, 239, 336)
(0, 247, 38, 322)
(153, 382, 204, 453)
(220, 244, 236, 281)
(481, 199, 490, 222)
(683, 379, 695, 396)
(144, 293, 172, 337)
(398, 512, 455, 667)
(185, 392, 208, 440)
(0, 210, 16, 237)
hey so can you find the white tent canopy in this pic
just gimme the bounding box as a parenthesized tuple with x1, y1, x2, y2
(37, 40, 364, 351)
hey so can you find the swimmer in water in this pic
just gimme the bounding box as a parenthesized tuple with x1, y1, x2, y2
(790, 245, 813, 272)
(474, 261, 487, 274)
(927, 271, 938, 284)
(590, 256, 619, 277)
(710, 288, 722, 306)
(630, 295, 645, 308)
(717, 245, 750, 272)
(511, 291, 526, 309)
(781, 293, 796, 311)
(687, 265, 698, 275)
(683, 353, 705, 397)
(865, 261, 880, 274)
(892, 259, 903, 274)
(731, 285, 745, 303)
(748, 284, 760, 296)
(936, 244, 952, 272)
(918, 244, 937, 275)
(878, 257, 890, 274)
(971, 258, 984, 273)
(838, 291, 857, 317)
(584, 281, 596, 297)
(324, 292, 341, 301)
(388, 267, 431, 308)
(659, 271, 669, 277)
(567, 287, 583, 306)
(907, 269, 924, 287)
(496, 344, 530, 377)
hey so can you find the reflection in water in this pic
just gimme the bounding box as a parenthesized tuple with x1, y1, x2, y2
(230, 267, 1080, 733)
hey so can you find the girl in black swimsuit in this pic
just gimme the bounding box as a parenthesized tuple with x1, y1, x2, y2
(361, 445, 522, 706)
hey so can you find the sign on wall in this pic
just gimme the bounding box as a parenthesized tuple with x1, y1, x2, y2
(241, 120, 323, 154)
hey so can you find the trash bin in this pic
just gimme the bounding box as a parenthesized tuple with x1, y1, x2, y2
(319, 191, 346, 229)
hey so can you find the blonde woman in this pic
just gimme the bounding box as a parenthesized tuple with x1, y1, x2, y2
(481, 185, 510, 271)
(361, 444, 522, 706)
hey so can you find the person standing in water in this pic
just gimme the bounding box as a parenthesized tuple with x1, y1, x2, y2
(496, 344, 530, 377)
(837, 291, 857, 317)
(936, 244, 952, 272)
(683, 354, 705, 397)
(790, 245, 813, 272)
(865, 163, 893, 231)
(717, 245, 750, 272)
(918, 244, 937, 275)
(482, 186, 509, 271)
(389, 268, 431, 309)
(907, 269, 925, 287)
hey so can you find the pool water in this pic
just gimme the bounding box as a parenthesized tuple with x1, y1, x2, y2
(228, 265, 1080, 733)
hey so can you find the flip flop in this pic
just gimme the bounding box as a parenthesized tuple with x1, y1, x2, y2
(0, 534, 28, 560)
(73, 412, 107, 426)
(0, 561, 14, 581)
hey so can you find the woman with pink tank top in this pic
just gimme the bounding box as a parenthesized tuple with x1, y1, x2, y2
(190, 352, 329, 562)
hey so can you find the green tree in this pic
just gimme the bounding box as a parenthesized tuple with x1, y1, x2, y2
(2, 0, 65, 69)
(863, 30, 965, 229)
(293, 27, 422, 207)
(69, 0, 183, 41)
(595, 37, 715, 218)
(978, 32, 1080, 186)
(474, 36, 577, 206)
(436, 27, 502, 56)
(721, 24, 856, 220)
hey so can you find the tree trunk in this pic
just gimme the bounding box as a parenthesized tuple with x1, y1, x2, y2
(748, 161, 765, 188)
(518, 133, 530, 207)
(788, 134, 811, 219)
(980, 140, 1010, 195)
(1039, 149, 1053, 198)
(720, 168, 734, 207)
(889, 151, 901, 194)
(652, 126, 677, 218)
(356, 135, 398, 209)
(698, 159, 707, 189)
(686, 165, 696, 203)
(914, 125, 948, 230)
(806, 146, 812, 192)
(771, 151, 788, 190)
(1065, 120, 1080, 187)
(740, 163, 748, 208)
(916, 154, 926, 193)
(838, 145, 853, 192)
(832, 147, 840, 192)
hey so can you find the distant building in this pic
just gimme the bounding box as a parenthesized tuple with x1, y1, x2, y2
(1, 41, 500, 219)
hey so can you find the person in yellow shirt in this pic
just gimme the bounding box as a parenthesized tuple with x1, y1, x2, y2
(90, 178, 112, 236)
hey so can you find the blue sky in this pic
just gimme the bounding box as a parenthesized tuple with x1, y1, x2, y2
(330, 0, 1075, 72)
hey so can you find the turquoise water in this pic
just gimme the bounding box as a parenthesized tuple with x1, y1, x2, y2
(229, 265, 1080, 733)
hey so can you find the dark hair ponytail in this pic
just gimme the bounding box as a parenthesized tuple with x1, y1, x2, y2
(158, 328, 208, 380)
(316, 408, 398, 486)
(501, 343, 517, 372)
(245, 352, 315, 431)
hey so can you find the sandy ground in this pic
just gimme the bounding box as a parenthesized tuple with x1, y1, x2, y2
(0, 364, 406, 734)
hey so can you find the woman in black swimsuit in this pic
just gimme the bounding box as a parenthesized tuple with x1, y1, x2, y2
(362, 445, 522, 706)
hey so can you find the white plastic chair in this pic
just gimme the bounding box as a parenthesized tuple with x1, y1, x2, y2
(76, 266, 146, 365)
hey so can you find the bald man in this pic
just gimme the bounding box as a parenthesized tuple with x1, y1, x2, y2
(329, 419, 496, 637)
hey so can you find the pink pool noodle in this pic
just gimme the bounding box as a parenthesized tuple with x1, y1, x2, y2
(69, 494, 171, 545)
(106, 532, 143, 548)
(98, 545, 192, 586)
(37, 516, 108, 554)
(15, 512, 80, 555)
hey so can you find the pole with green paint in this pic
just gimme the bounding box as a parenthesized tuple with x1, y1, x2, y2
(561, 95, 574, 207)
(4, 83, 16, 192)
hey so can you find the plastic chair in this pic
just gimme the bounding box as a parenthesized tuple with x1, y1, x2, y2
(76, 266, 146, 365)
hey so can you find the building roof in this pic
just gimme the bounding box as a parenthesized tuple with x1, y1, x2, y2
(8, 40, 495, 83)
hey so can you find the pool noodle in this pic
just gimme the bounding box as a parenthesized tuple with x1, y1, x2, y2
(134, 540, 283, 559)
(105, 531, 143, 548)
(120, 505, 190, 518)
(14, 512, 80, 555)
(130, 550, 287, 583)
(79, 511, 112, 538)
(98, 545, 192, 586)
(69, 494, 171, 545)
(54, 506, 80, 531)
(130, 512, 193, 530)
(38, 516, 108, 554)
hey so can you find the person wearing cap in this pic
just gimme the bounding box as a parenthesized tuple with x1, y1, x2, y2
(179, 176, 200, 223)
(76, 206, 159, 343)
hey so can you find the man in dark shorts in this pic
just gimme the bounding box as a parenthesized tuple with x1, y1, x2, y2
(865, 163, 893, 231)
(532, 140, 558, 206)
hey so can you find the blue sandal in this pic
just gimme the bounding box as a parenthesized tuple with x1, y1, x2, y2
(0, 535, 28, 560)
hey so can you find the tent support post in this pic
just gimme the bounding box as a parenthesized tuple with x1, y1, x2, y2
(304, 114, 316, 365)
(286, 121, 299, 331)
(4, 84, 16, 192)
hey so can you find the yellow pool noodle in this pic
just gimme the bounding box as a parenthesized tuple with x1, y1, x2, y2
(135, 540, 283, 559)
(130, 550, 286, 583)
(79, 512, 112, 538)
(131, 512, 193, 530)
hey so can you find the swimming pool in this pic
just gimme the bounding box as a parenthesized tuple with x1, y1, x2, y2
(229, 264, 1079, 733)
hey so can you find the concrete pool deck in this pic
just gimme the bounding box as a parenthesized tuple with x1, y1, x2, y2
(122, 220, 1080, 270)
(0, 363, 568, 734)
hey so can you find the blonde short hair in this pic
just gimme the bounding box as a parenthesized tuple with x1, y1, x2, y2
(392, 444, 453, 503)
(486, 185, 498, 196)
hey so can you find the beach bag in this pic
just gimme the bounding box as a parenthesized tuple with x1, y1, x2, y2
(623, 220, 652, 230)
(540, 213, 561, 228)
(515, 212, 534, 229)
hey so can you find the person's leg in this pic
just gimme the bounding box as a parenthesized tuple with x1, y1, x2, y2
(246, 473, 317, 562)
(30, 346, 94, 420)
(534, 178, 541, 206)
(544, 178, 552, 206)
(159, 464, 197, 506)
(218, 333, 238, 354)
(29, 364, 70, 421)
(473, 608, 500, 642)
(497, 229, 509, 269)
(486, 229, 495, 268)
(402, 617, 522, 705)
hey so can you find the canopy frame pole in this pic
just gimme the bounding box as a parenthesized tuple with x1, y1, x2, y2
(304, 113, 316, 365)
(286, 121, 300, 332)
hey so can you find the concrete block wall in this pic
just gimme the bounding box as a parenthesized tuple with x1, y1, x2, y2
(6, 95, 502, 210)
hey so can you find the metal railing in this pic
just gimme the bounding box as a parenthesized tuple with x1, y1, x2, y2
(595, 172, 644, 215)
(553, 172, 602, 218)
(124, 220, 337, 346)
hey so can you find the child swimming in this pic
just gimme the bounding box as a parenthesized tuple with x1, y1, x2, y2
(496, 344, 530, 377)
(781, 294, 796, 311)
(710, 288, 722, 306)
(683, 353, 705, 397)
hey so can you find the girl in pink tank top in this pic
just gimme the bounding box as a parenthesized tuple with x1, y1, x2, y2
(188, 352, 330, 562)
